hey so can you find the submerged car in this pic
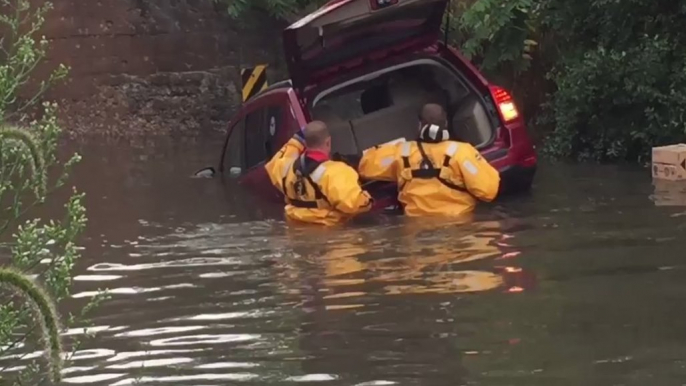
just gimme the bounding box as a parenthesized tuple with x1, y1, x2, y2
(214, 0, 537, 211)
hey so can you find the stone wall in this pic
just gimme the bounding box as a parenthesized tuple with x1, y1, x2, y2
(35, 0, 289, 137)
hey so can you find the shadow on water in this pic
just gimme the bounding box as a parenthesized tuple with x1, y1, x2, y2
(3, 137, 686, 385)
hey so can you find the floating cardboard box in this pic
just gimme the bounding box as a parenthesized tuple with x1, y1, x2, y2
(652, 180, 686, 206)
(652, 144, 686, 181)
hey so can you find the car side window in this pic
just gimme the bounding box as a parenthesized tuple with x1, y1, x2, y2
(244, 105, 283, 169)
(244, 109, 266, 169)
(265, 105, 283, 156)
(222, 118, 246, 175)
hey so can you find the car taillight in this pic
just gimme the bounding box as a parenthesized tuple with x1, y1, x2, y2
(489, 85, 520, 123)
(370, 0, 398, 10)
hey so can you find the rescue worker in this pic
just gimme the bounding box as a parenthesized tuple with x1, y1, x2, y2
(264, 121, 373, 226)
(357, 103, 500, 217)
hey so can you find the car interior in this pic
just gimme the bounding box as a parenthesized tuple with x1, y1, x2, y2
(311, 62, 496, 155)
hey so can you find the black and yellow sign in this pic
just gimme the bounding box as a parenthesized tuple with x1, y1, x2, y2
(241, 65, 269, 102)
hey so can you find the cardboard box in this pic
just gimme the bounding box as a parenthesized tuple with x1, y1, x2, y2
(652, 144, 686, 181)
(652, 180, 686, 206)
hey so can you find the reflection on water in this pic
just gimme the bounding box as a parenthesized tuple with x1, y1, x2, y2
(2, 138, 686, 385)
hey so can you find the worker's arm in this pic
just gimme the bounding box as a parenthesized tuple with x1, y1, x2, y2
(323, 163, 373, 215)
(357, 143, 400, 182)
(455, 144, 500, 202)
(264, 130, 305, 192)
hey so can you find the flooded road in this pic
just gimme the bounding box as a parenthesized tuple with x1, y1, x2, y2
(4, 137, 686, 385)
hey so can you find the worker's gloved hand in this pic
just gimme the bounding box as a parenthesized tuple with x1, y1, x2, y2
(332, 153, 362, 169)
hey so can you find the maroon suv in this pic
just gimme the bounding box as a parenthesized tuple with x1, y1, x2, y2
(215, 0, 537, 211)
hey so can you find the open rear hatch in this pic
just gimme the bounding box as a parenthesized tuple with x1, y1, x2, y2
(283, 0, 448, 91)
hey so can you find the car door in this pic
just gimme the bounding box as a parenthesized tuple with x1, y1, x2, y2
(220, 114, 246, 177)
(239, 91, 303, 203)
(244, 105, 282, 170)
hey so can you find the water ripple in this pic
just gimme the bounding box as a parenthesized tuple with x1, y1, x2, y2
(114, 326, 207, 338)
(109, 373, 259, 385)
(195, 361, 259, 369)
(87, 258, 243, 272)
(148, 334, 261, 347)
(105, 357, 193, 369)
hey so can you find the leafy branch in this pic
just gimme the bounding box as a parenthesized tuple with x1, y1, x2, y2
(0, 269, 62, 383)
(0, 1, 99, 384)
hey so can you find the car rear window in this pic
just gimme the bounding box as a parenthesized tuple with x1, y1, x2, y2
(314, 90, 364, 121)
(313, 81, 396, 121)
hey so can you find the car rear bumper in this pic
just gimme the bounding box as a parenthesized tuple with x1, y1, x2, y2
(498, 164, 537, 197)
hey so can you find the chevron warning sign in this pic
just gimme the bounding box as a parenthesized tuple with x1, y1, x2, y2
(241, 65, 269, 102)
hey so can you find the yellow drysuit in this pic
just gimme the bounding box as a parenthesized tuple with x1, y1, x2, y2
(265, 135, 373, 226)
(358, 139, 500, 217)
(265, 136, 305, 189)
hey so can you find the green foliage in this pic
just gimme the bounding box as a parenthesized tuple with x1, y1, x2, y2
(458, 0, 686, 162)
(538, 0, 686, 162)
(0, 0, 69, 123)
(0, 126, 46, 197)
(540, 35, 686, 162)
(0, 268, 62, 383)
(0, 0, 96, 384)
(455, 0, 538, 75)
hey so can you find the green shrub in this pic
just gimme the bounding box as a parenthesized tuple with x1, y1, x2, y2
(455, 0, 538, 76)
(1, 1, 101, 384)
(459, 0, 686, 162)
(540, 36, 686, 162)
(538, 0, 686, 162)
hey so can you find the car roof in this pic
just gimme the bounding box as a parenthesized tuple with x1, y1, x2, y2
(246, 79, 293, 102)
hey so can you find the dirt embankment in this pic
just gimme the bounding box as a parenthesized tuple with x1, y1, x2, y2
(36, 0, 288, 137)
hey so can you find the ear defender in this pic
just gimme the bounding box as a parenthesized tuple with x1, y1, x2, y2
(427, 124, 440, 140)
(420, 124, 449, 142)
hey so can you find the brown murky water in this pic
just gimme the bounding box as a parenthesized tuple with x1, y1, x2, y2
(4, 137, 686, 385)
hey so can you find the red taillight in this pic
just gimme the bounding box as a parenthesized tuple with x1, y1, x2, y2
(489, 85, 520, 123)
(370, 0, 398, 10)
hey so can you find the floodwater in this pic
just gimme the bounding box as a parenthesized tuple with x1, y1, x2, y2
(3, 136, 686, 386)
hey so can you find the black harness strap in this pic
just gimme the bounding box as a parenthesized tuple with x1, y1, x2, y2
(288, 199, 319, 209)
(299, 156, 332, 205)
(400, 141, 470, 194)
(284, 155, 332, 208)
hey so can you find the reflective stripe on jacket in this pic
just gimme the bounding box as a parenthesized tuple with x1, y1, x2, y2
(358, 140, 500, 217)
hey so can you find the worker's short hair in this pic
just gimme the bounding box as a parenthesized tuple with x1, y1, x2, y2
(419, 103, 448, 129)
(304, 120, 330, 147)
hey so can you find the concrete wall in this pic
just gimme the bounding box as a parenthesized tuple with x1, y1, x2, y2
(33, 0, 289, 136)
